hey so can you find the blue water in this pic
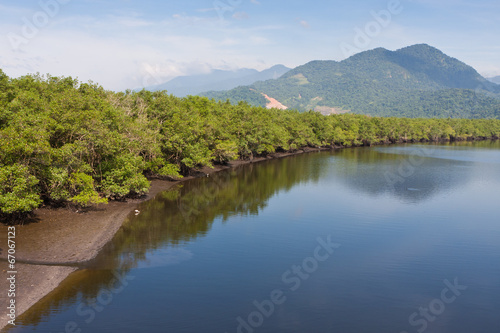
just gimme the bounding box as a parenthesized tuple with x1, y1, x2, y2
(10, 141, 500, 333)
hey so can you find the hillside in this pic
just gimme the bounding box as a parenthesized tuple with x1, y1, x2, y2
(202, 44, 500, 118)
(145, 65, 290, 97)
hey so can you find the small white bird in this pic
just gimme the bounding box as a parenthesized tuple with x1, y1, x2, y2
(134, 209, 140, 215)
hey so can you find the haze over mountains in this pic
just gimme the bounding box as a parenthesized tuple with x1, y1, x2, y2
(487, 76, 500, 85)
(202, 44, 500, 119)
(145, 65, 290, 97)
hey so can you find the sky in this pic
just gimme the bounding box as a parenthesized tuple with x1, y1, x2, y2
(0, 0, 499, 91)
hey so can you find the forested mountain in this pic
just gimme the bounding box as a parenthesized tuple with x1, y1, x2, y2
(145, 65, 290, 97)
(202, 44, 500, 118)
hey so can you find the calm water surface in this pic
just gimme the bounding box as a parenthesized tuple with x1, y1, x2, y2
(10, 141, 500, 333)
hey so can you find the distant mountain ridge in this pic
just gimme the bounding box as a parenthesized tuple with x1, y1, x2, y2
(202, 44, 500, 119)
(145, 65, 290, 97)
(487, 76, 500, 85)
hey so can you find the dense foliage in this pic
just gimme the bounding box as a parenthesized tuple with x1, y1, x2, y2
(203, 86, 268, 107)
(203, 44, 500, 118)
(1, 69, 500, 220)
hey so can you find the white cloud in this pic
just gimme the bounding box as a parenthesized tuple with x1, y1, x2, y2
(0, 9, 285, 91)
(138, 61, 213, 88)
(299, 20, 310, 29)
(1, 1, 497, 92)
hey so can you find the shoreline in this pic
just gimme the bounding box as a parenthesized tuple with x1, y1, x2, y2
(0, 148, 324, 266)
(0, 147, 327, 331)
(0, 138, 497, 330)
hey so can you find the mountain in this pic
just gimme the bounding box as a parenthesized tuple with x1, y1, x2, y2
(487, 76, 500, 84)
(146, 65, 290, 97)
(202, 44, 500, 119)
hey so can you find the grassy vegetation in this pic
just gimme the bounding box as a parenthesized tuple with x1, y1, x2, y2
(1, 69, 500, 221)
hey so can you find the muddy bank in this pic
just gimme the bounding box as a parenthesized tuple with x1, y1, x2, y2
(0, 179, 177, 265)
(0, 147, 326, 331)
(0, 178, 180, 331)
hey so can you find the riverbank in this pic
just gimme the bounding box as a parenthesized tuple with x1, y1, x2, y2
(1, 138, 498, 330)
(0, 147, 326, 331)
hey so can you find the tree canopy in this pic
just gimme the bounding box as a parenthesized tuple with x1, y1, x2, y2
(1, 69, 499, 221)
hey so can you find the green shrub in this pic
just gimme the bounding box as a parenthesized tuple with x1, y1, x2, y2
(0, 164, 42, 214)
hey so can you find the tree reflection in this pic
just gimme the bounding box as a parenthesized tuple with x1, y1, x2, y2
(13, 153, 327, 330)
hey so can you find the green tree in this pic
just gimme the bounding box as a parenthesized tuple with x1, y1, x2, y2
(0, 164, 42, 215)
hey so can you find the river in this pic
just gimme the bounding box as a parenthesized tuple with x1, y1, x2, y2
(9, 141, 500, 333)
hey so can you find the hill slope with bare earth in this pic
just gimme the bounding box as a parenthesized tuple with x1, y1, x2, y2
(262, 93, 288, 110)
(202, 44, 500, 119)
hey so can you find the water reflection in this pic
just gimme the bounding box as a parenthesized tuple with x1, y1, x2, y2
(8, 269, 132, 332)
(11, 153, 329, 331)
(328, 141, 500, 203)
(88, 153, 329, 271)
(10, 141, 500, 332)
